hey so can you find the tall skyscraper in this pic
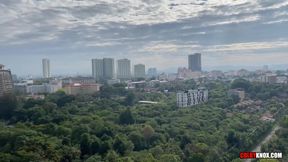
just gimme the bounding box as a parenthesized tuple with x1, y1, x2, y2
(103, 58, 115, 79)
(134, 64, 146, 79)
(92, 58, 115, 81)
(0, 64, 13, 97)
(92, 59, 104, 81)
(117, 59, 131, 80)
(42, 59, 50, 78)
(188, 53, 201, 72)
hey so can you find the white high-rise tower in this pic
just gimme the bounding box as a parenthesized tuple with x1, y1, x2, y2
(42, 59, 50, 78)
(92, 59, 104, 81)
(103, 58, 115, 79)
(117, 59, 131, 80)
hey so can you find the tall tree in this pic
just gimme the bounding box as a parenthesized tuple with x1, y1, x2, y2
(0, 95, 17, 119)
(119, 108, 135, 125)
(125, 92, 136, 106)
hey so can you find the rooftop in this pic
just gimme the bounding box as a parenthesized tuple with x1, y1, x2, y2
(138, 101, 159, 104)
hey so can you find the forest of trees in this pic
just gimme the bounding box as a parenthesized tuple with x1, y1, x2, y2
(261, 116, 288, 161)
(0, 79, 287, 162)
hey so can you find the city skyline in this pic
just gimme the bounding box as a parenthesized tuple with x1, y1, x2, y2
(0, 0, 288, 75)
(1, 57, 288, 77)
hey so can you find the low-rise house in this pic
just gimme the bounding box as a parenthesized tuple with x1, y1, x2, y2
(64, 83, 101, 95)
(62, 77, 96, 86)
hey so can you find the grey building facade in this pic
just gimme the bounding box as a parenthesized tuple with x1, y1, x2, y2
(134, 64, 146, 79)
(117, 59, 131, 80)
(92, 59, 104, 81)
(92, 58, 115, 81)
(188, 53, 202, 72)
(42, 59, 50, 78)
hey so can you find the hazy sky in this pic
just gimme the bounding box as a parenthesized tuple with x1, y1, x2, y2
(0, 0, 288, 76)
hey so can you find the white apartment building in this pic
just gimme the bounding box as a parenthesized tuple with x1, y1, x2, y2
(103, 58, 115, 79)
(92, 58, 115, 80)
(26, 80, 62, 94)
(177, 88, 208, 107)
(117, 59, 131, 80)
(42, 59, 50, 78)
(92, 59, 104, 81)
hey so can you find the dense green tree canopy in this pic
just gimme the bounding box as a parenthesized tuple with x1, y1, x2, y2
(0, 79, 287, 161)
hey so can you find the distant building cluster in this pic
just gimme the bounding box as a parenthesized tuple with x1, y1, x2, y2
(177, 67, 202, 79)
(257, 73, 287, 84)
(204, 66, 288, 84)
(91, 58, 151, 82)
(0, 64, 13, 97)
(14, 80, 62, 94)
(14, 76, 102, 96)
(61, 77, 101, 95)
(38, 53, 203, 84)
(63, 83, 101, 95)
(4, 51, 288, 101)
(259, 74, 278, 84)
(62, 77, 96, 85)
(177, 88, 208, 107)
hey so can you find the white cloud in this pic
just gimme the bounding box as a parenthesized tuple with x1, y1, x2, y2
(272, 11, 288, 18)
(205, 41, 288, 52)
(133, 54, 186, 71)
(202, 15, 260, 26)
(0, 0, 286, 46)
(138, 40, 288, 54)
(138, 41, 200, 53)
(215, 53, 288, 66)
(263, 19, 288, 24)
(263, 0, 288, 10)
(1, 0, 288, 75)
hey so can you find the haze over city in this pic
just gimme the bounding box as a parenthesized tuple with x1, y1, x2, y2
(1, 0, 288, 75)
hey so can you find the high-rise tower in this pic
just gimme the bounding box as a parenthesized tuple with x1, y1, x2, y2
(134, 64, 146, 79)
(42, 59, 50, 78)
(103, 58, 115, 79)
(188, 53, 201, 72)
(92, 58, 115, 81)
(92, 59, 104, 81)
(117, 59, 131, 80)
